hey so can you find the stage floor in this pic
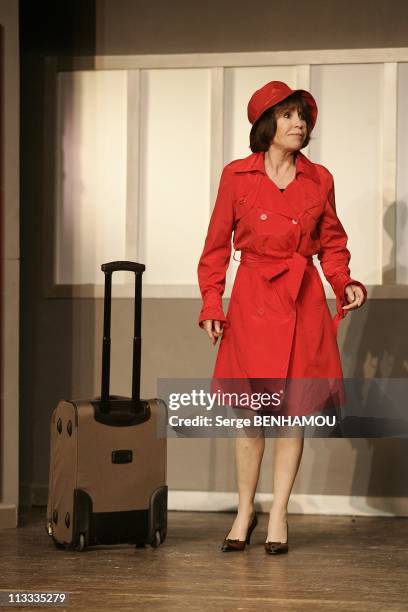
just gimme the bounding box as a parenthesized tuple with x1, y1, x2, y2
(0, 507, 407, 611)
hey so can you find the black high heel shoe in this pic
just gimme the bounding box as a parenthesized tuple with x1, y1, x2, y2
(264, 520, 289, 555)
(221, 511, 258, 552)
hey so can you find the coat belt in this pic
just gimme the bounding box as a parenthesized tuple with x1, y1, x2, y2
(238, 250, 342, 336)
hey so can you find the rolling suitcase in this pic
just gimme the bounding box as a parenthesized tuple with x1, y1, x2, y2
(46, 261, 167, 551)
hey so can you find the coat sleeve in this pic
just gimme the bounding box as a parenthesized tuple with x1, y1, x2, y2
(197, 165, 234, 328)
(317, 172, 368, 327)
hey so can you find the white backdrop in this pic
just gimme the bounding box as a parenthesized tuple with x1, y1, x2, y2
(51, 53, 408, 297)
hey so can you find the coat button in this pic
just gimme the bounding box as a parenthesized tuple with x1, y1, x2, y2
(239, 197, 247, 205)
(257, 307, 265, 315)
(260, 213, 268, 221)
(292, 218, 298, 224)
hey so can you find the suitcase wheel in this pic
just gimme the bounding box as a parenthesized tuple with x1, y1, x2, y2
(151, 530, 162, 548)
(46, 520, 66, 550)
(75, 533, 86, 552)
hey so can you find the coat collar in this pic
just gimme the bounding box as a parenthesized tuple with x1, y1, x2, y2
(230, 150, 320, 185)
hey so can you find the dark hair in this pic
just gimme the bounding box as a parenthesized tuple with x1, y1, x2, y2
(249, 92, 314, 153)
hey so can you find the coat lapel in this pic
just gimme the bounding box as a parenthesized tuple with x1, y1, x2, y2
(231, 150, 322, 221)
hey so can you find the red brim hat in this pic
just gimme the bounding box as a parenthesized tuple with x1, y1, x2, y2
(247, 80, 318, 129)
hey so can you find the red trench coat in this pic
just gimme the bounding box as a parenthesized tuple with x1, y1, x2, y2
(197, 150, 368, 415)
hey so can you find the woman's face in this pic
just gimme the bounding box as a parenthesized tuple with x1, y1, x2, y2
(272, 105, 307, 151)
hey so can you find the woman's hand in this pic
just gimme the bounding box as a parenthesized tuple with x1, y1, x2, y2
(342, 284, 365, 311)
(202, 320, 224, 345)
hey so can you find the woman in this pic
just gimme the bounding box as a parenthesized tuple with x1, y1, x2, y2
(197, 81, 367, 554)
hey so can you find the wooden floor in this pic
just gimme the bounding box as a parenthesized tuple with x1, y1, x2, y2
(0, 508, 407, 611)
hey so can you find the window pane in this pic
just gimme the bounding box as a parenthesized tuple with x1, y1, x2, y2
(55, 70, 128, 285)
(139, 68, 211, 286)
(397, 63, 408, 284)
(310, 63, 382, 286)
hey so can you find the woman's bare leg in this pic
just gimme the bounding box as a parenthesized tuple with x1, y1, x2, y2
(226, 427, 265, 540)
(266, 427, 304, 543)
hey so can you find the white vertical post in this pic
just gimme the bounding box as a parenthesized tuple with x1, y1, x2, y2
(126, 70, 141, 264)
(381, 62, 398, 284)
(210, 67, 225, 211)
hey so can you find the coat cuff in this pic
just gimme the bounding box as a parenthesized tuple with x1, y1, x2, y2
(198, 291, 228, 328)
(341, 277, 368, 307)
(198, 306, 227, 328)
(330, 273, 368, 307)
(330, 275, 368, 335)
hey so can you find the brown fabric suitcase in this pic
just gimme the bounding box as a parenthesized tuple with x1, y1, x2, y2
(46, 261, 167, 551)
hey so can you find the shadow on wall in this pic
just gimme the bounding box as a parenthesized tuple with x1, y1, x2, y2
(339, 197, 408, 510)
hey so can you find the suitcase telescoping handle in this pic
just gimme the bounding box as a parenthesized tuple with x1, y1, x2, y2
(100, 261, 146, 414)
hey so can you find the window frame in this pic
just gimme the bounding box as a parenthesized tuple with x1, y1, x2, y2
(42, 48, 408, 299)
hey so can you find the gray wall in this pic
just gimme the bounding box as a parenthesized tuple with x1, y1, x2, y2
(94, 0, 408, 54)
(20, 0, 408, 507)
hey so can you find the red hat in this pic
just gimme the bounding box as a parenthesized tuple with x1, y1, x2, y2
(247, 80, 318, 128)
